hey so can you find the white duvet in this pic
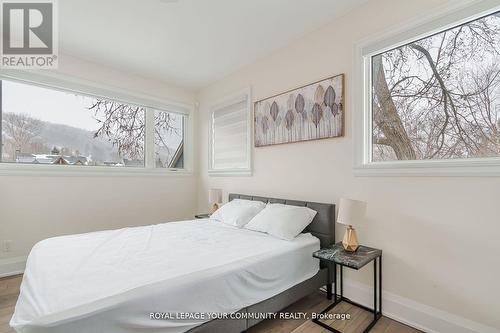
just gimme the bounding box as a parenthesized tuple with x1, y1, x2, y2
(11, 219, 320, 333)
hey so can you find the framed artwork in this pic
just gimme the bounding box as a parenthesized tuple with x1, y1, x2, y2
(254, 74, 344, 147)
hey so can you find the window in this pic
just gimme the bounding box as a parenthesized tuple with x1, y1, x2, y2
(0, 78, 187, 172)
(355, 4, 500, 176)
(208, 89, 251, 176)
(154, 110, 184, 169)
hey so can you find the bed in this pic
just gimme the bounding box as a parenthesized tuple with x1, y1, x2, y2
(11, 193, 335, 333)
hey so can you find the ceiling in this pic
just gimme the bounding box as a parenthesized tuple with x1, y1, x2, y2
(60, 0, 366, 90)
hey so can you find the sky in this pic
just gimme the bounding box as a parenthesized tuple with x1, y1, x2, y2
(2, 80, 101, 131)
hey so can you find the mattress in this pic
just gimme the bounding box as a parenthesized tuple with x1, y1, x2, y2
(11, 219, 320, 333)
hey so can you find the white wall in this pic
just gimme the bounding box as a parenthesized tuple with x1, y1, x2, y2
(197, 0, 500, 330)
(0, 54, 198, 261)
(1, 1, 499, 330)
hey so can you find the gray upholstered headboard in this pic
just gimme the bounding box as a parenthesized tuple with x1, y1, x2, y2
(228, 193, 335, 248)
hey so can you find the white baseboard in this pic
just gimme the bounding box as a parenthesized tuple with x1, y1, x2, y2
(0, 256, 26, 278)
(340, 280, 499, 333)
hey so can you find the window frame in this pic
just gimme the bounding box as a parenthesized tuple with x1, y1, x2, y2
(353, 0, 500, 177)
(149, 109, 186, 170)
(0, 71, 194, 177)
(208, 87, 252, 176)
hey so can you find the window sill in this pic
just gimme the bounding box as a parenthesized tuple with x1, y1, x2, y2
(208, 168, 252, 177)
(354, 158, 500, 177)
(0, 164, 193, 177)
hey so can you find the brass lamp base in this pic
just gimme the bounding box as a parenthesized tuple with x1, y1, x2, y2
(342, 225, 359, 252)
(210, 203, 220, 213)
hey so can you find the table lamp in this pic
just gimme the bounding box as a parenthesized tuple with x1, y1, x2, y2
(209, 189, 222, 213)
(337, 198, 367, 252)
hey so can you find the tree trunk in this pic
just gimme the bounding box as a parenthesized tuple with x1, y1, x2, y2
(372, 55, 417, 160)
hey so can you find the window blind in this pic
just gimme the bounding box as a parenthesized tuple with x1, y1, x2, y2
(210, 93, 250, 173)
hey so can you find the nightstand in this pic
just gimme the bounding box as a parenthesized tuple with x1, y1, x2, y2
(312, 242, 382, 333)
(194, 213, 211, 219)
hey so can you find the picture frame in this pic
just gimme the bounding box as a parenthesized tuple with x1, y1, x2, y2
(254, 74, 344, 147)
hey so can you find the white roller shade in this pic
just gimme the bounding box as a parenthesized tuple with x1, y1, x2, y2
(209, 90, 251, 175)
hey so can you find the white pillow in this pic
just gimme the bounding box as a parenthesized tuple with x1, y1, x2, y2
(210, 199, 266, 228)
(245, 203, 317, 240)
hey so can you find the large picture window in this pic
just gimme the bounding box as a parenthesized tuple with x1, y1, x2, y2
(0, 78, 186, 171)
(355, 4, 500, 176)
(371, 10, 499, 162)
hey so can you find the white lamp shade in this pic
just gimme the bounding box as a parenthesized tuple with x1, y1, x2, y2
(209, 189, 222, 204)
(337, 198, 367, 226)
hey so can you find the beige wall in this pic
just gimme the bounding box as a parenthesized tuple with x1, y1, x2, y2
(56, 54, 195, 105)
(0, 54, 198, 260)
(1, 0, 499, 330)
(197, 0, 500, 329)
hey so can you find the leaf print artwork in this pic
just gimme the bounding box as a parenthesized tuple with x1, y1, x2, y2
(314, 85, 325, 105)
(285, 94, 296, 140)
(295, 94, 305, 114)
(294, 93, 306, 140)
(261, 116, 269, 135)
(313, 85, 325, 136)
(254, 74, 344, 147)
(270, 101, 279, 122)
(312, 103, 323, 129)
(285, 110, 294, 130)
(269, 101, 279, 142)
(331, 103, 339, 116)
(324, 86, 336, 109)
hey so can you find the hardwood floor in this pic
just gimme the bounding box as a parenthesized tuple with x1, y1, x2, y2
(0, 275, 422, 333)
(0, 275, 20, 333)
(248, 290, 423, 333)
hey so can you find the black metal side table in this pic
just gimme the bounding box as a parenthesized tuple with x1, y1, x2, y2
(312, 242, 382, 333)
